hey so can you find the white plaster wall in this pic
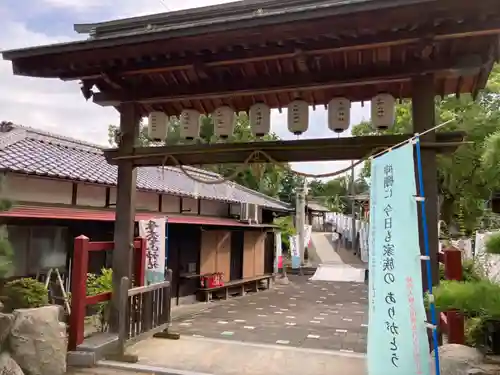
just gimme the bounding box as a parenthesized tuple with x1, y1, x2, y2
(200, 199, 229, 217)
(161, 194, 180, 213)
(76, 184, 107, 207)
(5, 174, 72, 205)
(136, 191, 159, 211)
(230, 203, 241, 216)
(181, 197, 198, 214)
(110, 188, 160, 212)
(4, 174, 237, 218)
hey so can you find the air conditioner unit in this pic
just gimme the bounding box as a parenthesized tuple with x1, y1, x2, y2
(239, 203, 259, 224)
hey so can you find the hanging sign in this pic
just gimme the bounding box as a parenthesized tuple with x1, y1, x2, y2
(139, 217, 166, 285)
(367, 143, 430, 375)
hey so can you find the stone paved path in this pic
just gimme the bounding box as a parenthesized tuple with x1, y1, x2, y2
(128, 335, 366, 375)
(169, 275, 368, 353)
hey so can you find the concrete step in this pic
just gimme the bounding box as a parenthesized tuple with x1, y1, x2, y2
(285, 266, 317, 275)
(98, 360, 214, 375)
(126, 335, 367, 375)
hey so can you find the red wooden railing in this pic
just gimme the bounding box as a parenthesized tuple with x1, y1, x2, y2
(68, 235, 147, 350)
(437, 246, 465, 344)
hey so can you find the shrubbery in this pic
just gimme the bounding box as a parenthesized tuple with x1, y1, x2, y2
(2, 278, 48, 311)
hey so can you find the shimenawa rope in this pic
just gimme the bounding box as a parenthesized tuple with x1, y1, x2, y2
(161, 118, 456, 185)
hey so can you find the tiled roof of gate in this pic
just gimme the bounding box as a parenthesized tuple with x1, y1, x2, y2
(0, 124, 290, 211)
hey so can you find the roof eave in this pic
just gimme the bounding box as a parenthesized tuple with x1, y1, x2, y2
(1, 0, 428, 61)
(73, 0, 296, 34)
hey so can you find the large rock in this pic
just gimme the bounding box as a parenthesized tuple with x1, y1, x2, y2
(9, 306, 67, 375)
(0, 313, 14, 347)
(432, 344, 484, 375)
(467, 364, 500, 374)
(0, 352, 24, 375)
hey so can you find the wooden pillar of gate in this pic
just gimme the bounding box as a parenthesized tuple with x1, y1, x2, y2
(412, 74, 441, 346)
(412, 74, 440, 287)
(109, 103, 140, 333)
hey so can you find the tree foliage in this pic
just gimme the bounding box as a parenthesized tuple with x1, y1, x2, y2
(2, 278, 48, 311)
(352, 64, 500, 233)
(307, 175, 369, 213)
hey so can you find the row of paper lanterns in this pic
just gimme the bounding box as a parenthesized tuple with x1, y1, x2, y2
(147, 94, 396, 141)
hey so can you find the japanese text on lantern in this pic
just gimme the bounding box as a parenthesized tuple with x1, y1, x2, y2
(145, 219, 160, 270)
(383, 163, 399, 368)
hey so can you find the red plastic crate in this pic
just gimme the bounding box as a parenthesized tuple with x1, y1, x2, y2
(200, 272, 225, 288)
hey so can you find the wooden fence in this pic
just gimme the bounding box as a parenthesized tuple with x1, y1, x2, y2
(68, 235, 146, 350)
(117, 270, 173, 353)
(438, 246, 465, 344)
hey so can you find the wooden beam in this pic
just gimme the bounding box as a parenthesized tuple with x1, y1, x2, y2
(103, 132, 464, 167)
(54, 16, 500, 81)
(92, 58, 484, 106)
(71, 183, 78, 205)
(294, 50, 312, 74)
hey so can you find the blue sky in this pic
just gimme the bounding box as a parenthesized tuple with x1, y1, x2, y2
(0, 0, 371, 178)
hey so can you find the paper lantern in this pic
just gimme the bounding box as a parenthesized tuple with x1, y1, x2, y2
(213, 106, 235, 139)
(179, 109, 201, 140)
(147, 112, 168, 141)
(328, 97, 351, 133)
(287, 100, 309, 135)
(249, 102, 271, 138)
(371, 94, 396, 130)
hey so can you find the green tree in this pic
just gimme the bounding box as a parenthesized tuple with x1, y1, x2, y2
(307, 175, 369, 214)
(352, 64, 500, 233)
(277, 169, 305, 205)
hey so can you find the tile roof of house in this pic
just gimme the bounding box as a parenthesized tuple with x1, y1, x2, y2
(0, 124, 290, 211)
(306, 200, 330, 212)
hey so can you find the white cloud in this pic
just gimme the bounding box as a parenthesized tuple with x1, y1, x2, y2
(0, 0, 371, 178)
(41, 0, 104, 11)
(0, 19, 116, 145)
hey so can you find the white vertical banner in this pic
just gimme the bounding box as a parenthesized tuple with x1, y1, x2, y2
(290, 235, 301, 269)
(359, 222, 369, 263)
(274, 231, 282, 274)
(139, 217, 166, 285)
(304, 224, 312, 247)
